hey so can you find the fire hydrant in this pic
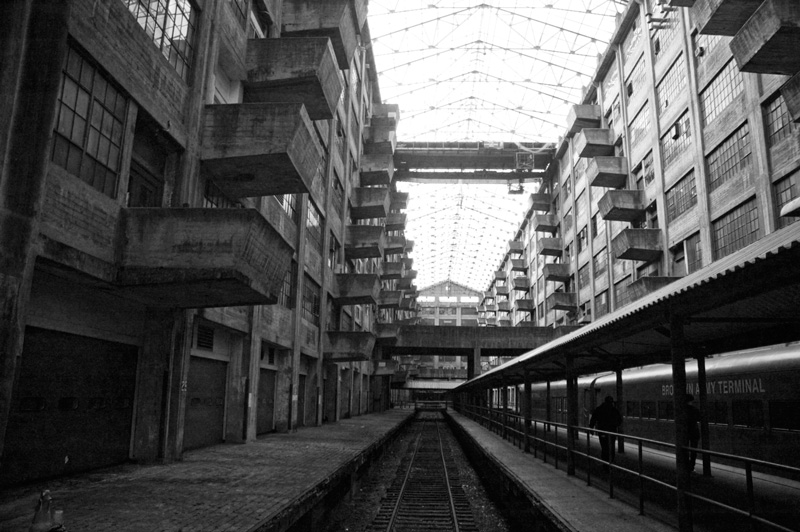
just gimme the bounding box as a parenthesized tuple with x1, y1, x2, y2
(29, 490, 65, 532)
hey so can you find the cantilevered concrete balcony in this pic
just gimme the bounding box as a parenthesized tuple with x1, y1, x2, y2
(478, 317, 487, 325)
(782, 73, 800, 122)
(515, 299, 535, 312)
(538, 237, 563, 257)
(402, 256, 414, 269)
(693, 0, 763, 36)
(398, 275, 416, 290)
(630, 276, 681, 301)
(360, 153, 395, 186)
(588, 156, 628, 188)
(495, 285, 510, 296)
(543, 263, 571, 283)
(378, 290, 403, 309)
(498, 318, 512, 327)
(513, 276, 530, 291)
(376, 323, 399, 344)
(495, 270, 508, 281)
(509, 240, 524, 255)
(281, 0, 366, 70)
(385, 213, 407, 231)
(574, 128, 615, 158)
(599, 190, 646, 222)
(405, 240, 415, 252)
(482, 290, 494, 302)
(363, 124, 397, 155)
(485, 303, 498, 313)
(323, 331, 375, 363)
(349, 188, 390, 219)
(243, 38, 342, 120)
(528, 193, 551, 212)
(485, 317, 497, 326)
(533, 214, 559, 233)
(547, 291, 578, 312)
(371, 104, 400, 128)
(385, 235, 407, 255)
(730, 0, 800, 75)
(498, 301, 511, 312)
(118, 208, 291, 308)
(332, 273, 380, 306)
(380, 260, 405, 280)
(201, 103, 321, 198)
(611, 228, 663, 261)
(345, 225, 386, 259)
(511, 259, 527, 273)
(390, 191, 409, 210)
(567, 104, 602, 137)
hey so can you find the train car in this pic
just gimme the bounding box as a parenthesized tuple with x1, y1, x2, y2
(527, 342, 800, 467)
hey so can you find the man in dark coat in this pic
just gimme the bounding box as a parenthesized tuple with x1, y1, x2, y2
(590, 396, 622, 464)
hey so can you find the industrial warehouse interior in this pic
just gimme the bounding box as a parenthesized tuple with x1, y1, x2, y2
(1, 1, 800, 531)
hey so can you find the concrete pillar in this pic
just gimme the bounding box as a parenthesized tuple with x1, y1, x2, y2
(671, 315, 693, 532)
(467, 346, 481, 379)
(523, 368, 532, 453)
(616, 365, 625, 454)
(288, 195, 309, 431)
(696, 354, 711, 476)
(566, 355, 578, 476)
(501, 377, 508, 440)
(0, 0, 69, 460)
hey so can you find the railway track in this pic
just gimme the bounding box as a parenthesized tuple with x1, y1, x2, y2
(370, 413, 478, 532)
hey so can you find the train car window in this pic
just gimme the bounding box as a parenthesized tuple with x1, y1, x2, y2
(709, 401, 728, 425)
(626, 401, 640, 418)
(769, 401, 800, 430)
(658, 400, 675, 420)
(732, 400, 764, 428)
(642, 401, 657, 419)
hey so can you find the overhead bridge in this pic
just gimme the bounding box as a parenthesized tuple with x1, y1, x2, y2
(393, 141, 555, 184)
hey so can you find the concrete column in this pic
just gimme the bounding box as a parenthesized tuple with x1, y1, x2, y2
(616, 365, 625, 454)
(501, 377, 508, 440)
(467, 346, 481, 379)
(523, 368, 532, 453)
(0, 0, 69, 460)
(565, 355, 578, 476)
(696, 353, 711, 476)
(545, 380, 552, 429)
(288, 196, 309, 431)
(671, 315, 693, 532)
(165, 311, 194, 460)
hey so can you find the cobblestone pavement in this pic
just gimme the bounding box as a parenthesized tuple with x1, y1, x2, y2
(0, 410, 413, 532)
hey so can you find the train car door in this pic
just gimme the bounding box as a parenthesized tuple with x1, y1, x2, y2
(1, 327, 137, 486)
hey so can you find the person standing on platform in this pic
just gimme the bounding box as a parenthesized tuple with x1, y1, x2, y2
(686, 394, 701, 471)
(590, 396, 622, 466)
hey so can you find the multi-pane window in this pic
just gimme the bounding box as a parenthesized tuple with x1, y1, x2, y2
(660, 113, 692, 171)
(52, 46, 127, 198)
(563, 209, 574, 233)
(634, 151, 655, 188)
(123, 0, 197, 81)
(686, 232, 702, 273)
(764, 95, 792, 147)
(305, 201, 323, 250)
(649, 2, 680, 56)
(693, 32, 723, 64)
(629, 104, 651, 149)
(302, 276, 321, 325)
(625, 57, 647, 103)
(274, 194, 300, 224)
(774, 171, 800, 229)
(707, 123, 751, 191)
(278, 262, 297, 309)
(622, 16, 641, 64)
(700, 60, 744, 126)
(657, 54, 686, 113)
(602, 62, 619, 104)
(666, 171, 697, 223)
(328, 233, 341, 270)
(577, 226, 588, 253)
(593, 251, 607, 279)
(578, 263, 590, 289)
(331, 172, 345, 216)
(594, 290, 608, 318)
(203, 180, 241, 208)
(614, 276, 633, 308)
(575, 191, 586, 222)
(712, 199, 759, 259)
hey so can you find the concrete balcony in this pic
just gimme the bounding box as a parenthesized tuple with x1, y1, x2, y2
(694, 0, 763, 36)
(345, 225, 386, 259)
(574, 128, 615, 158)
(391, 191, 409, 210)
(385, 213, 407, 231)
(363, 124, 397, 155)
(380, 260, 405, 280)
(495, 285, 510, 296)
(398, 275, 416, 290)
(349, 188, 390, 220)
(495, 270, 508, 281)
(374, 360, 399, 376)
(485, 304, 498, 313)
(371, 103, 400, 129)
(781, 73, 800, 122)
(543, 263, 571, 283)
(378, 290, 403, 309)
(281, 0, 366, 70)
(332, 273, 380, 306)
(588, 156, 629, 189)
(323, 331, 375, 363)
(567, 104, 602, 137)
(611, 228, 663, 261)
(201, 103, 321, 198)
(538, 237, 563, 257)
(547, 291, 578, 312)
(360, 153, 395, 186)
(376, 323, 399, 344)
(498, 301, 511, 312)
(405, 240, 415, 252)
(730, 0, 800, 75)
(498, 318, 512, 327)
(630, 276, 681, 301)
(478, 317, 487, 325)
(509, 240, 524, 255)
(385, 235, 407, 255)
(515, 299, 536, 312)
(599, 190, 646, 222)
(528, 193, 551, 212)
(244, 38, 342, 120)
(485, 317, 497, 326)
(402, 256, 414, 269)
(482, 290, 494, 301)
(511, 259, 528, 272)
(118, 208, 291, 308)
(533, 214, 559, 233)
(513, 276, 530, 291)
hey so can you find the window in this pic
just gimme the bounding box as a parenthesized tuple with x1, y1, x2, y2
(302, 276, 321, 325)
(203, 180, 241, 209)
(657, 54, 686, 113)
(633, 152, 655, 189)
(593, 251, 607, 279)
(658, 400, 674, 420)
(629, 104, 651, 149)
(328, 233, 341, 270)
(275, 194, 300, 224)
(666, 170, 697, 223)
(709, 401, 728, 425)
(278, 262, 297, 309)
(707, 123, 751, 191)
(578, 263, 590, 289)
(577, 227, 588, 253)
(774, 171, 800, 229)
(622, 16, 641, 64)
(625, 58, 647, 105)
(614, 276, 633, 309)
(602, 62, 619, 103)
(712, 199, 759, 259)
(575, 191, 586, 222)
(770, 401, 800, 430)
(595, 290, 608, 318)
(732, 400, 764, 428)
(52, 46, 127, 198)
(764, 95, 792, 147)
(699, 60, 744, 126)
(260, 341, 277, 365)
(660, 113, 692, 172)
(693, 32, 723, 64)
(331, 172, 345, 217)
(305, 201, 323, 250)
(123, 0, 197, 81)
(686, 232, 702, 273)
(625, 400, 640, 418)
(641, 400, 657, 419)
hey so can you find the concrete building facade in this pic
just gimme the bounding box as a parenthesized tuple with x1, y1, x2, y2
(0, 0, 414, 486)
